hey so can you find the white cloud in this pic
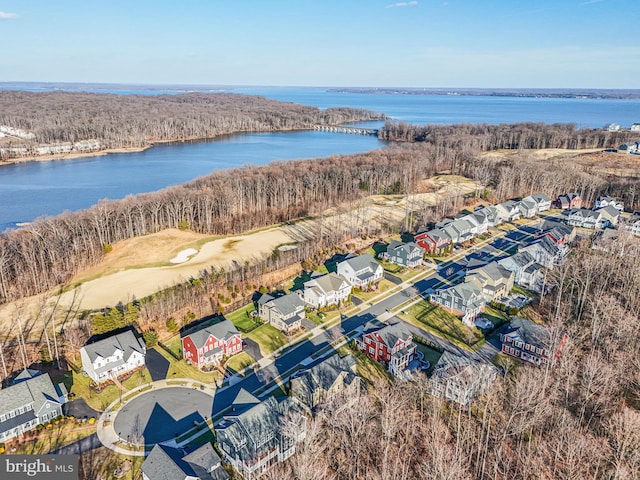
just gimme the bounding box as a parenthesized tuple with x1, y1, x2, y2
(0, 11, 18, 19)
(386, 1, 418, 8)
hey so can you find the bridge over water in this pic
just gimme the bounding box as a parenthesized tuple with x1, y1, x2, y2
(313, 125, 379, 136)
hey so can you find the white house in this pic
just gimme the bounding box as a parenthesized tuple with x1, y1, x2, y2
(624, 212, 640, 236)
(594, 195, 624, 212)
(302, 272, 352, 308)
(631, 123, 640, 132)
(80, 330, 146, 383)
(605, 123, 620, 131)
(336, 253, 384, 289)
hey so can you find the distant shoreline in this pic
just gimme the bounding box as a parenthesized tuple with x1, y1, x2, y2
(0, 145, 152, 166)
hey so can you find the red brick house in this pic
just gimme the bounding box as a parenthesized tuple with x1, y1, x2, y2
(554, 193, 582, 210)
(181, 317, 242, 368)
(355, 322, 416, 378)
(414, 228, 451, 255)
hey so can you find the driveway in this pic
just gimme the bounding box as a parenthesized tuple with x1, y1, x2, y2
(50, 433, 102, 455)
(243, 338, 263, 361)
(384, 272, 402, 285)
(301, 318, 316, 331)
(63, 398, 101, 418)
(146, 348, 170, 381)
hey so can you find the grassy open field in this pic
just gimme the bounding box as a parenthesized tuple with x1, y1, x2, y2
(151, 346, 221, 384)
(245, 323, 287, 355)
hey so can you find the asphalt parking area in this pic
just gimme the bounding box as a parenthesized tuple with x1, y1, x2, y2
(113, 387, 213, 445)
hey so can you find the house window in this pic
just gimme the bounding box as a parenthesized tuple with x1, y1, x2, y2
(368, 347, 374, 355)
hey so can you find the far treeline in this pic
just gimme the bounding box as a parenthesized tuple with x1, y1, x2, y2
(1, 122, 640, 307)
(0, 91, 384, 159)
(379, 120, 635, 149)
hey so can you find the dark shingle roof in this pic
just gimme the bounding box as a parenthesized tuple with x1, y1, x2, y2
(262, 293, 304, 317)
(502, 317, 549, 348)
(182, 318, 240, 349)
(290, 354, 357, 399)
(0, 370, 62, 419)
(141, 443, 228, 480)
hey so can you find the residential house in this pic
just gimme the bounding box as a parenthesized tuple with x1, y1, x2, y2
(301, 272, 351, 308)
(215, 389, 305, 480)
(535, 220, 576, 246)
(555, 193, 582, 210)
(429, 351, 498, 406)
(430, 283, 486, 326)
(466, 261, 515, 302)
(355, 322, 417, 378)
(520, 236, 565, 269)
(141, 443, 229, 480)
(440, 218, 475, 245)
(474, 205, 502, 227)
(385, 241, 424, 268)
(567, 207, 619, 229)
(500, 317, 564, 366)
(258, 293, 305, 334)
(414, 228, 452, 255)
(470, 210, 491, 233)
(516, 197, 538, 218)
(496, 200, 521, 222)
(181, 317, 242, 369)
(594, 195, 624, 212)
(618, 142, 640, 154)
(0, 369, 68, 442)
(623, 211, 640, 236)
(289, 354, 361, 411)
(497, 251, 543, 292)
(456, 212, 483, 235)
(529, 193, 552, 212)
(80, 330, 146, 383)
(631, 123, 640, 132)
(605, 123, 620, 131)
(336, 253, 384, 289)
(598, 205, 621, 227)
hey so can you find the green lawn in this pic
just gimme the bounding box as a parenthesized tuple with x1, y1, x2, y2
(163, 335, 183, 358)
(152, 346, 221, 384)
(62, 368, 152, 411)
(226, 303, 260, 331)
(400, 300, 484, 348)
(511, 285, 535, 298)
(348, 344, 392, 385)
(482, 306, 509, 328)
(246, 323, 287, 355)
(224, 352, 255, 375)
(353, 278, 396, 302)
(306, 310, 330, 326)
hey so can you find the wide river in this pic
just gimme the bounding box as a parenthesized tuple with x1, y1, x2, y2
(1, 84, 639, 230)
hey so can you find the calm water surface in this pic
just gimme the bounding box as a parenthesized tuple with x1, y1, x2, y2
(1, 84, 639, 229)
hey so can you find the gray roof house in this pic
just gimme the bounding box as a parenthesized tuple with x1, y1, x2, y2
(624, 211, 640, 236)
(517, 197, 538, 218)
(529, 193, 552, 212)
(141, 443, 229, 480)
(473, 205, 502, 227)
(496, 200, 522, 222)
(301, 272, 352, 309)
(215, 389, 305, 480)
(290, 354, 361, 411)
(258, 293, 305, 334)
(385, 241, 424, 268)
(520, 236, 565, 269)
(429, 351, 498, 406)
(181, 317, 242, 368)
(594, 195, 624, 212)
(465, 261, 515, 302)
(498, 251, 543, 292)
(0, 369, 67, 442)
(500, 317, 561, 366)
(80, 330, 146, 383)
(430, 282, 486, 326)
(336, 253, 384, 289)
(567, 207, 619, 229)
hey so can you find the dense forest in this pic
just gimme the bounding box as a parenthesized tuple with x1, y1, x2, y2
(2, 121, 640, 306)
(379, 121, 635, 149)
(0, 91, 384, 159)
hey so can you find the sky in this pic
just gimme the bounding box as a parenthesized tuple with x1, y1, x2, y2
(0, 0, 638, 88)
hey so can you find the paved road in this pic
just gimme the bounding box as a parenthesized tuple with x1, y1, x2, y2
(146, 348, 170, 382)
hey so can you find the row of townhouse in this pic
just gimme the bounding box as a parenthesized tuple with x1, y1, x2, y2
(415, 193, 552, 255)
(430, 219, 572, 325)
